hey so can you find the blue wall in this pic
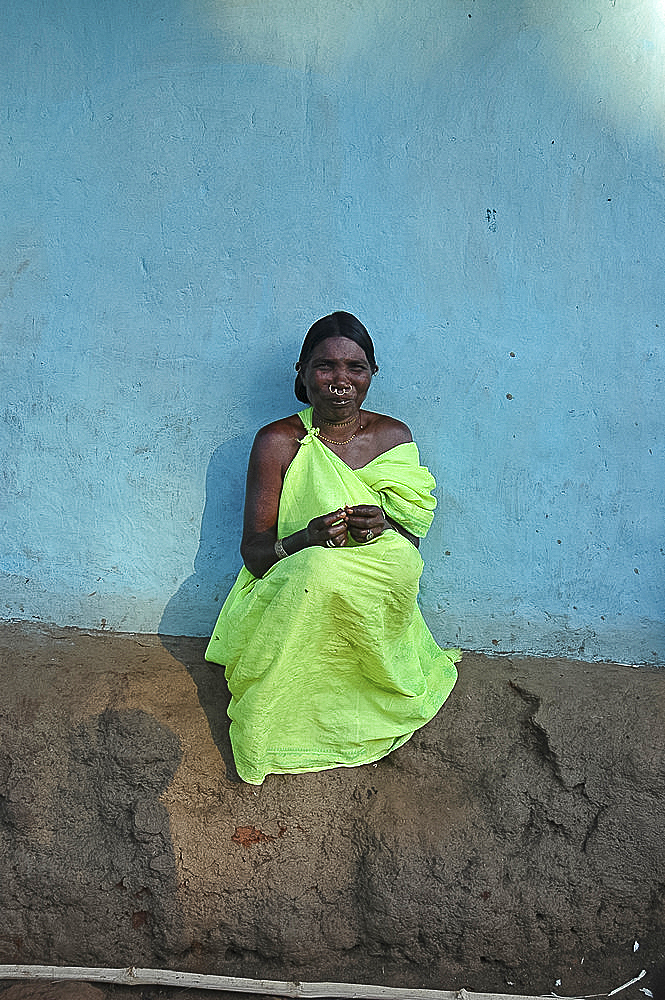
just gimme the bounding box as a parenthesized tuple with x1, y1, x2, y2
(2, 0, 663, 662)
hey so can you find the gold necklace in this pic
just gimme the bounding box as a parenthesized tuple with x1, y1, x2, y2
(317, 421, 362, 446)
(318, 414, 357, 428)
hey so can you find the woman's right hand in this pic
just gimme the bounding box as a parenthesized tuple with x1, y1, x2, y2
(306, 509, 349, 548)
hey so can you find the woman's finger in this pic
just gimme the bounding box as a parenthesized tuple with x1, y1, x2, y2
(347, 512, 384, 531)
(345, 504, 380, 517)
(326, 523, 348, 547)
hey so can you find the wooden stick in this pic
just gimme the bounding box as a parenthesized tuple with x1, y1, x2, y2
(0, 965, 553, 1000)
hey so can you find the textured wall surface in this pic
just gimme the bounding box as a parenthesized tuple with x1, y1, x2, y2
(1, 1, 664, 661)
(1, 623, 664, 996)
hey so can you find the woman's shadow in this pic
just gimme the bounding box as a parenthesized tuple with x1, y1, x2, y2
(159, 376, 295, 783)
(158, 435, 250, 783)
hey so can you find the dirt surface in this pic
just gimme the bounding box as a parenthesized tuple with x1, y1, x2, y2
(0, 985, 278, 1000)
(0, 985, 281, 1000)
(0, 622, 664, 1000)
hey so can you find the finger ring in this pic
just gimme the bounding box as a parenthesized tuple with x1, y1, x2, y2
(325, 539, 336, 548)
(366, 529, 374, 541)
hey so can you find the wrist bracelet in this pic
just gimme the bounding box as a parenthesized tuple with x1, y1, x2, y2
(274, 538, 289, 560)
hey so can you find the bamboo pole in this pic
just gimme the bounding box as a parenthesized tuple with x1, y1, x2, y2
(0, 965, 554, 999)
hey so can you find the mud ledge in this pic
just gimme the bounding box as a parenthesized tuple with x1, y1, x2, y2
(0, 622, 663, 999)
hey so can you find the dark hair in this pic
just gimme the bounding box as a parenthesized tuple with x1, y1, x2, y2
(294, 311, 378, 403)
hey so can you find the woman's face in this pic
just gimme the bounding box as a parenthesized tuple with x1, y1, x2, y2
(301, 336, 373, 419)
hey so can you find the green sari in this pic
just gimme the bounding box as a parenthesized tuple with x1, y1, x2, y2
(205, 407, 460, 784)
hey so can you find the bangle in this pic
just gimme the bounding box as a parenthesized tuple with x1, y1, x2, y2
(274, 538, 289, 560)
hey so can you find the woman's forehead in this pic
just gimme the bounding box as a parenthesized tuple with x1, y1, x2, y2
(306, 336, 369, 363)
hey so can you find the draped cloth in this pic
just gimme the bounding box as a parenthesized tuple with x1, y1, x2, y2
(205, 407, 460, 784)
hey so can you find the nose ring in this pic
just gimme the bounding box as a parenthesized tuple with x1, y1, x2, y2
(329, 386, 351, 395)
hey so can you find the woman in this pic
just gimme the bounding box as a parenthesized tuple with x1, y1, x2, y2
(206, 312, 460, 784)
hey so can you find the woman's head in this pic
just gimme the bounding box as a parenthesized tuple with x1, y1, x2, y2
(294, 312, 378, 403)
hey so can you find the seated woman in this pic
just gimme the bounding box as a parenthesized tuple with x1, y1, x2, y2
(205, 311, 460, 784)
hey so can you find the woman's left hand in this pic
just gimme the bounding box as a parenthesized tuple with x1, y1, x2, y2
(344, 504, 387, 544)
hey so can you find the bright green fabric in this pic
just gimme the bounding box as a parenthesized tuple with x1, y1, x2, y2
(278, 408, 437, 539)
(205, 407, 460, 784)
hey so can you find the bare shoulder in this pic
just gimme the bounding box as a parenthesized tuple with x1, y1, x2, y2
(362, 410, 413, 449)
(251, 414, 303, 471)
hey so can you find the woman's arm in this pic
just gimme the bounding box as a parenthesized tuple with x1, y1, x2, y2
(240, 422, 349, 578)
(383, 512, 420, 548)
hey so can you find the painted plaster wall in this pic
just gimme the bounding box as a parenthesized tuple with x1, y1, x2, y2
(1, 0, 663, 662)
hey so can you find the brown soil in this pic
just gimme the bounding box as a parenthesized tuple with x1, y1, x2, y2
(0, 622, 663, 1000)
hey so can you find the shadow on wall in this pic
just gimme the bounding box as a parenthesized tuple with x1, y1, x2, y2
(159, 351, 295, 640)
(159, 438, 250, 784)
(159, 436, 249, 639)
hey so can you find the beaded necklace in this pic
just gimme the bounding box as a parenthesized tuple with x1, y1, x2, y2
(315, 412, 362, 446)
(317, 424, 362, 446)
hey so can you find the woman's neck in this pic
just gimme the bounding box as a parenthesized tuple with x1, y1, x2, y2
(313, 409, 360, 429)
